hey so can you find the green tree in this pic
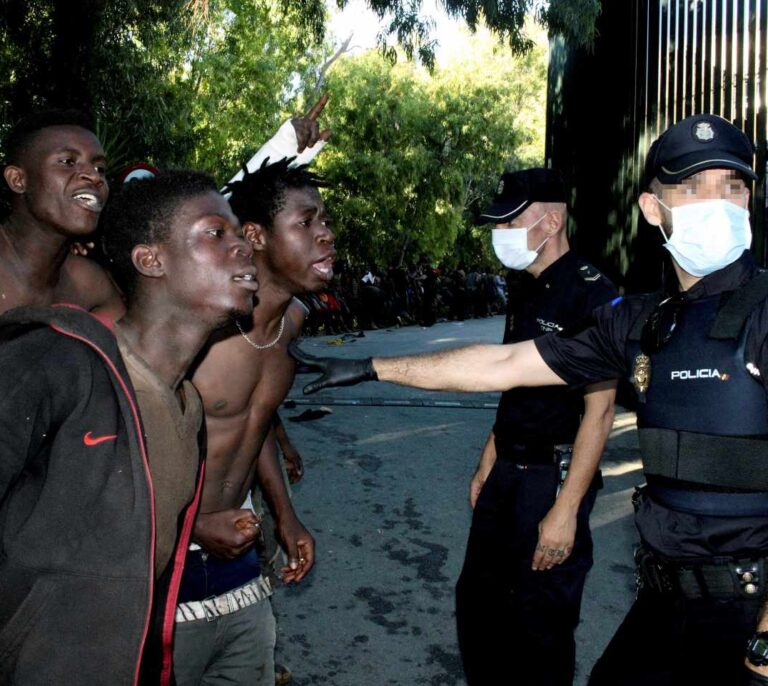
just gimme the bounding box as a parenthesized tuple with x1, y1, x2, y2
(0, 0, 329, 175)
(335, 0, 599, 69)
(0, 0, 585, 175)
(178, 0, 329, 177)
(0, 0, 198, 166)
(314, 27, 546, 268)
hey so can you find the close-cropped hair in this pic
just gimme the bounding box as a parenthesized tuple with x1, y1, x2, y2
(224, 157, 327, 228)
(2, 109, 95, 165)
(100, 170, 217, 297)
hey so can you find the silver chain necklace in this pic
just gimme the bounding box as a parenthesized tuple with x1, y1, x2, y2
(235, 315, 285, 350)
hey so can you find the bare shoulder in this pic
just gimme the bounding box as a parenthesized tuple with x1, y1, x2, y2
(285, 297, 309, 342)
(63, 254, 110, 284)
(62, 255, 125, 316)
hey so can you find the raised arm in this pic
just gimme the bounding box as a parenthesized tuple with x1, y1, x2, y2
(226, 94, 331, 187)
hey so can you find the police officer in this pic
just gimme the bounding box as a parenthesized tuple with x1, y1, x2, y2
(457, 168, 617, 685)
(291, 114, 768, 684)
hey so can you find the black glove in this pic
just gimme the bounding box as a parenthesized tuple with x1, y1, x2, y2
(746, 666, 768, 686)
(289, 341, 378, 394)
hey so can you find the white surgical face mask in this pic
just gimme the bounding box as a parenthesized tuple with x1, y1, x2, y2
(491, 214, 549, 270)
(655, 197, 751, 277)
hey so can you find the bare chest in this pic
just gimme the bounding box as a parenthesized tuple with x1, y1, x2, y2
(195, 339, 295, 419)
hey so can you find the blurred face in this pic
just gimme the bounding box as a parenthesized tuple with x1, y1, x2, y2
(649, 168, 749, 231)
(155, 191, 256, 321)
(256, 186, 336, 294)
(5, 125, 108, 236)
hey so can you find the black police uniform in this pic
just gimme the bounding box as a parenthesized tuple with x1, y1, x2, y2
(536, 251, 768, 685)
(455, 250, 617, 686)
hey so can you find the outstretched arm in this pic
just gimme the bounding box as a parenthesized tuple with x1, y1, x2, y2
(291, 339, 565, 395)
(373, 341, 565, 392)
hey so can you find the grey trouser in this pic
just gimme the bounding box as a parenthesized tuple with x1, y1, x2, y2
(173, 596, 276, 686)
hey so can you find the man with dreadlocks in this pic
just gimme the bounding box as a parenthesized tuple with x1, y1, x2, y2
(172, 157, 334, 685)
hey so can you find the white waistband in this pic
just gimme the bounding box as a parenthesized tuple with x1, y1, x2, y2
(175, 576, 272, 623)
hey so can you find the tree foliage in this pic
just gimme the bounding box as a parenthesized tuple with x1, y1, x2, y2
(314, 29, 546, 268)
(0, 1, 547, 267)
(0, 0, 328, 174)
(280, 0, 600, 69)
(0, 0, 197, 167)
(176, 0, 328, 176)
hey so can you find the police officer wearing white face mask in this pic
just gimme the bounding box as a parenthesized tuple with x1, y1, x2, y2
(584, 114, 768, 686)
(291, 118, 768, 684)
(455, 168, 618, 686)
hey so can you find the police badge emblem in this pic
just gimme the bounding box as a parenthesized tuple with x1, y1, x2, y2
(633, 352, 651, 393)
(694, 122, 715, 142)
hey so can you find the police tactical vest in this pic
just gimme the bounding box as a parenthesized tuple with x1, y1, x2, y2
(627, 272, 768, 491)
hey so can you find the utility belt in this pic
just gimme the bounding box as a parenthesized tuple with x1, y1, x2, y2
(175, 575, 273, 623)
(645, 482, 768, 517)
(496, 442, 574, 466)
(498, 444, 603, 497)
(634, 545, 767, 601)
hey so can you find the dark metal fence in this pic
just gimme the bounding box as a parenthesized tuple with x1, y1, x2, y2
(546, 0, 767, 292)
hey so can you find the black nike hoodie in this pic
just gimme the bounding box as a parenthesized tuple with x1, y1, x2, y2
(0, 305, 206, 685)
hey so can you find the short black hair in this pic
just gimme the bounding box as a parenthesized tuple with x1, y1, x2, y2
(100, 170, 218, 297)
(3, 109, 95, 165)
(224, 157, 326, 228)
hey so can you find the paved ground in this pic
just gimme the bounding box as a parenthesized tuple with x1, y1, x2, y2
(270, 316, 641, 685)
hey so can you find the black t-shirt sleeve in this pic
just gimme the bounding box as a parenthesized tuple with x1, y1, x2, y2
(534, 297, 635, 386)
(584, 275, 620, 313)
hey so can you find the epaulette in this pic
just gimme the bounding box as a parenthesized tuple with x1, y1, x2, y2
(578, 264, 603, 283)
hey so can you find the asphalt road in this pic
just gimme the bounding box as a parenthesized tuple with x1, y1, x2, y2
(270, 316, 640, 685)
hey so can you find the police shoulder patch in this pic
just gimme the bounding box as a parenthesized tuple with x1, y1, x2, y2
(579, 264, 603, 283)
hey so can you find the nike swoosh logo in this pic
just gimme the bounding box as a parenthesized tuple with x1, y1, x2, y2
(83, 431, 117, 446)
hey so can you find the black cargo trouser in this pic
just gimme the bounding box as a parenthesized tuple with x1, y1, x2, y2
(589, 568, 763, 685)
(456, 457, 597, 686)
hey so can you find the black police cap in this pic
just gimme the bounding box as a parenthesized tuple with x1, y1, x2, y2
(644, 114, 756, 186)
(475, 168, 567, 225)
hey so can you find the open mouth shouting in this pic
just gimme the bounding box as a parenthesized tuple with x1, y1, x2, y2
(233, 271, 259, 291)
(72, 189, 105, 213)
(312, 255, 335, 281)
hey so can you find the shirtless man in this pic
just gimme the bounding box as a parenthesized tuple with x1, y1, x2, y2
(173, 157, 335, 685)
(0, 109, 124, 316)
(1, 98, 330, 320)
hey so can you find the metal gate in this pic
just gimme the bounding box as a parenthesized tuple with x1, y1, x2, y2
(546, 0, 768, 291)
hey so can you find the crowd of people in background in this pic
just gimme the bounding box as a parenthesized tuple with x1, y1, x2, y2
(298, 262, 509, 335)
